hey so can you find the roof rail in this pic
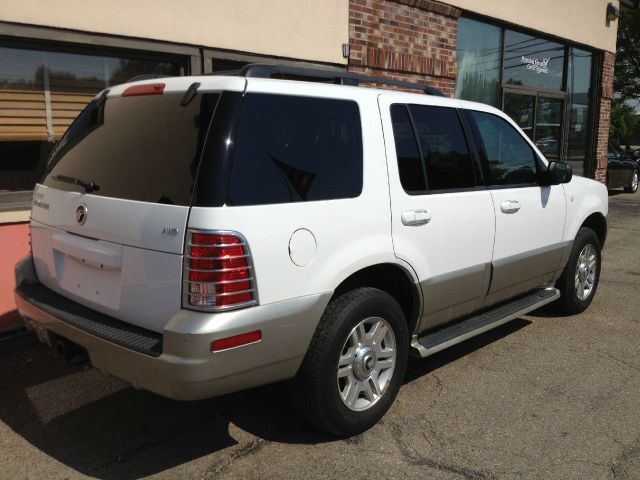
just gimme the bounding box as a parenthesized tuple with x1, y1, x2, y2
(237, 63, 445, 97)
(126, 74, 171, 83)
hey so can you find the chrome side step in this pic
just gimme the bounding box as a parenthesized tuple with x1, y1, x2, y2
(411, 287, 559, 358)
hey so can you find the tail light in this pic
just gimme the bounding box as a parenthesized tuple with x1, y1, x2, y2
(183, 230, 257, 311)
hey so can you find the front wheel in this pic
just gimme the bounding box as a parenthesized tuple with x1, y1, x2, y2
(289, 287, 408, 436)
(555, 227, 602, 315)
(624, 170, 639, 193)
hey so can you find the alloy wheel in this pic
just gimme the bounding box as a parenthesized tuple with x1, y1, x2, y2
(575, 244, 597, 300)
(337, 317, 396, 411)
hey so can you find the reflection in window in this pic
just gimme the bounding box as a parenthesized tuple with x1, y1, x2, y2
(470, 111, 537, 185)
(534, 97, 563, 161)
(0, 45, 185, 197)
(567, 48, 592, 176)
(503, 93, 535, 139)
(456, 17, 502, 107)
(503, 30, 564, 91)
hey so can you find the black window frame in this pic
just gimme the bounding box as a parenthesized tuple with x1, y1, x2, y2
(462, 109, 547, 189)
(390, 103, 485, 195)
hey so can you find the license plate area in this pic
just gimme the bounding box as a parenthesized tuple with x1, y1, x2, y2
(55, 252, 122, 309)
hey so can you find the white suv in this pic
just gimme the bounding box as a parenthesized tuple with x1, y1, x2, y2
(15, 65, 608, 436)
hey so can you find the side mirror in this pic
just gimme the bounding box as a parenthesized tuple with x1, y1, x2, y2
(547, 161, 573, 185)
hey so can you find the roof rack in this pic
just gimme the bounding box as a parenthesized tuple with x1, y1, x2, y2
(235, 63, 445, 97)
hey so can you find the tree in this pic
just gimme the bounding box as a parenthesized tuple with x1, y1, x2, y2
(611, 7, 640, 144)
(610, 101, 638, 143)
(614, 7, 640, 102)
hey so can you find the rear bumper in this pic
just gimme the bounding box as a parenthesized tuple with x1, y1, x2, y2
(14, 256, 331, 400)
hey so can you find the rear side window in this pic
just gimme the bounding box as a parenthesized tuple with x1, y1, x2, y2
(43, 93, 219, 205)
(228, 94, 363, 205)
(469, 110, 538, 185)
(410, 105, 475, 191)
(390, 104, 475, 193)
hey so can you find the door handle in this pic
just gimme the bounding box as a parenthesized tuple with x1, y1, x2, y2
(401, 209, 431, 226)
(500, 200, 521, 214)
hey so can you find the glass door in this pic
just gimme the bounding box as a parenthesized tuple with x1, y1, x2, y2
(504, 92, 535, 139)
(503, 90, 566, 162)
(534, 96, 563, 161)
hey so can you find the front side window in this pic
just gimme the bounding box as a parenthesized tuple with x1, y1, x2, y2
(228, 94, 363, 206)
(469, 111, 538, 185)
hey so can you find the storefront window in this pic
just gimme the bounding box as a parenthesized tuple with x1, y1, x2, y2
(456, 15, 598, 178)
(503, 30, 564, 91)
(455, 17, 502, 107)
(211, 58, 248, 72)
(566, 48, 593, 176)
(0, 45, 185, 207)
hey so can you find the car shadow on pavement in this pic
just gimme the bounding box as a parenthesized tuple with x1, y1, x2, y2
(0, 319, 531, 479)
(0, 331, 333, 479)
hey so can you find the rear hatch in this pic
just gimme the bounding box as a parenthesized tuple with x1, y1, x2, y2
(29, 78, 244, 333)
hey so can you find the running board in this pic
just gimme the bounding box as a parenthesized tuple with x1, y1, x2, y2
(411, 288, 559, 358)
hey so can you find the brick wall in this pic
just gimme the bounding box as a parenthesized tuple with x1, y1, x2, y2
(594, 51, 615, 184)
(348, 0, 459, 97)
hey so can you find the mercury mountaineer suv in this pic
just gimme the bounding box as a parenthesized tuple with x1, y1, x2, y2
(15, 64, 608, 436)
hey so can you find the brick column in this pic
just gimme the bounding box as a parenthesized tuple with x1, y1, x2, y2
(348, 0, 460, 97)
(594, 51, 615, 184)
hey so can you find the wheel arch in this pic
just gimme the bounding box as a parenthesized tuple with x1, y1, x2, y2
(331, 262, 422, 336)
(581, 212, 607, 248)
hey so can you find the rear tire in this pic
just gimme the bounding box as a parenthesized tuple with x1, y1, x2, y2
(624, 170, 639, 193)
(555, 227, 601, 315)
(289, 287, 408, 437)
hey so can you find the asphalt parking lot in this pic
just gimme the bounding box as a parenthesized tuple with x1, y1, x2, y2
(1, 190, 639, 480)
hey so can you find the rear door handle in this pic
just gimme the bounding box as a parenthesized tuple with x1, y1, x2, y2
(401, 209, 431, 226)
(500, 200, 521, 214)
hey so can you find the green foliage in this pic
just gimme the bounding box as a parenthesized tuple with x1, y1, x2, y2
(614, 8, 640, 102)
(610, 99, 638, 143)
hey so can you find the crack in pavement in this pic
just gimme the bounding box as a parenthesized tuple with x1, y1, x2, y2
(611, 437, 640, 480)
(390, 423, 495, 480)
(202, 437, 268, 479)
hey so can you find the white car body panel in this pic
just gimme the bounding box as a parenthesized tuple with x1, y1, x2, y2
(562, 175, 609, 243)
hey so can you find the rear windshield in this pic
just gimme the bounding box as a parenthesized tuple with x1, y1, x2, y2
(42, 92, 219, 205)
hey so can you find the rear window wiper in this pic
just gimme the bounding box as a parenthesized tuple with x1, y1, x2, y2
(53, 174, 100, 193)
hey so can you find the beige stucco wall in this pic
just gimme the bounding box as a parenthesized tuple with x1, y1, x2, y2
(0, 0, 349, 64)
(446, 0, 619, 52)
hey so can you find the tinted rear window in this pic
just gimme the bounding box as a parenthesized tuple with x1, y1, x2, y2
(228, 93, 363, 206)
(42, 92, 219, 205)
(409, 105, 475, 191)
